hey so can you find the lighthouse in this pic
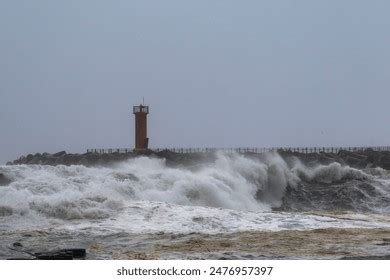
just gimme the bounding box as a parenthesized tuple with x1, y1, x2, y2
(133, 104, 149, 150)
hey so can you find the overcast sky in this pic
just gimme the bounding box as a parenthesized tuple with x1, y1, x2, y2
(1, 0, 389, 163)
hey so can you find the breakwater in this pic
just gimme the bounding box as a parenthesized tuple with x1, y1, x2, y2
(6, 147, 390, 170)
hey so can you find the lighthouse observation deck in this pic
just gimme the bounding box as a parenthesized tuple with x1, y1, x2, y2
(133, 105, 149, 114)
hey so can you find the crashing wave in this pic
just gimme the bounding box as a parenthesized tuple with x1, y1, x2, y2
(0, 152, 389, 222)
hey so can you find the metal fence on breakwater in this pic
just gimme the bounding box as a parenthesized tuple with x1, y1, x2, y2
(87, 146, 390, 154)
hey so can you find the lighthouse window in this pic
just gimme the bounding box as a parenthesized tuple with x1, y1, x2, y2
(133, 106, 148, 113)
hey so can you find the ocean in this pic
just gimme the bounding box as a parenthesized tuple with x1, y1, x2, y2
(1, 152, 389, 259)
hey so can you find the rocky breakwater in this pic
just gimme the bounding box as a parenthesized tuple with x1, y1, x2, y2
(7, 151, 137, 167)
(278, 148, 390, 170)
(6, 150, 217, 167)
(5, 148, 390, 170)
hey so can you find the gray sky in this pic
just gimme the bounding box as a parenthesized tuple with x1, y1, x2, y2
(1, 0, 389, 163)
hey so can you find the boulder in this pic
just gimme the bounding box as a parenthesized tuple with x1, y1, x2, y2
(42, 156, 57, 165)
(379, 157, 390, 170)
(26, 154, 34, 160)
(62, 154, 82, 165)
(0, 173, 12, 186)
(53, 151, 67, 157)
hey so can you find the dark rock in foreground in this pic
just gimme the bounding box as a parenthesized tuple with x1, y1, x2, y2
(6, 149, 390, 170)
(7, 245, 87, 260)
(341, 255, 390, 260)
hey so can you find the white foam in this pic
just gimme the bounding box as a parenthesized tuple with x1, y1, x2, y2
(64, 201, 390, 235)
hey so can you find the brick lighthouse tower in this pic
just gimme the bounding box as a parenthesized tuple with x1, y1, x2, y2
(133, 103, 149, 150)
